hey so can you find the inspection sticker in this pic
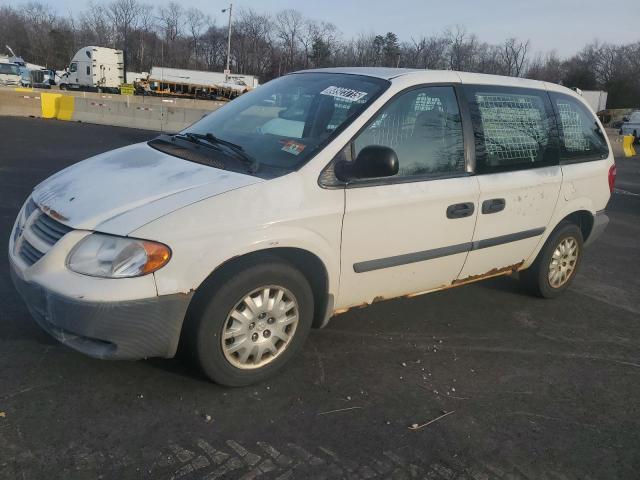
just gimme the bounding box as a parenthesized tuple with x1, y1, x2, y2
(281, 140, 306, 156)
(320, 86, 368, 102)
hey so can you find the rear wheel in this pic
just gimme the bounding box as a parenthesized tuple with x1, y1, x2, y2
(184, 259, 314, 386)
(520, 222, 583, 298)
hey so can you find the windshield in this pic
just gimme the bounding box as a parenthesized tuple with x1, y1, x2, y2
(184, 73, 389, 171)
(0, 64, 19, 76)
(629, 112, 640, 123)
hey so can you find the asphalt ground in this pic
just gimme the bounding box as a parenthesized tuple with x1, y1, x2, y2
(1, 116, 639, 480)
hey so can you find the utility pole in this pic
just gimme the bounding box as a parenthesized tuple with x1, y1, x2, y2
(221, 3, 233, 79)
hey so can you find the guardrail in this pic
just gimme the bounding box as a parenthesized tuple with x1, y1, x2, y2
(0, 87, 223, 132)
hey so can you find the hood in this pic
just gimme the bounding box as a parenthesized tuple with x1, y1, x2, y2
(32, 142, 262, 235)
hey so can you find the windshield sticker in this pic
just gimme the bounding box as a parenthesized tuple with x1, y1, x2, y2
(320, 86, 368, 102)
(281, 140, 306, 156)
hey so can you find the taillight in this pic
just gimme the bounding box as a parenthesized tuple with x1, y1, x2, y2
(608, 164, 616, 193)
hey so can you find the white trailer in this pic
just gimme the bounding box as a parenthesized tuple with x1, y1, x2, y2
(578, 90, 608, 113)
(59, 46, 124, 93)
(144, 67, 259, 99)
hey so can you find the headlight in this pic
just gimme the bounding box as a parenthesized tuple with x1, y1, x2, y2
(67, 233, 171, 278)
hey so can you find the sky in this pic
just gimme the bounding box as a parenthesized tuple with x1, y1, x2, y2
(40, 0, 640, 57)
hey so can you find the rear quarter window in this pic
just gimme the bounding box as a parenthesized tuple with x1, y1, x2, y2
(463, 85, 559, 174)
(550, 92, 609, 162)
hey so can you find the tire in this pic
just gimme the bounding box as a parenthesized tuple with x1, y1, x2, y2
(520, 222, 583, 299)
(184, 259, 314, 386)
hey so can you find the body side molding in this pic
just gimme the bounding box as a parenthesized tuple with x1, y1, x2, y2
(353, 227, 545, 273)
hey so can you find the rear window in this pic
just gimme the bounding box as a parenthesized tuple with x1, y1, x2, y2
(464, 85, 559, 173)
(550, 93, 609, 162)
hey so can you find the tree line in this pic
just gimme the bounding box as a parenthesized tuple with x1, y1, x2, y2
(1, 1, 638, 108)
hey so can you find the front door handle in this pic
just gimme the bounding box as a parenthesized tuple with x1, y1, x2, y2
(482, 198, 506, 214)
(446, 202, 475, 219)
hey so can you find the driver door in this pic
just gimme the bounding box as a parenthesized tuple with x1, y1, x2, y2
(338, 85, 480, 308)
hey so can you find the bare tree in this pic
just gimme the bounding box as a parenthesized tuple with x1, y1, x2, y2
(274, 9, 304, 73)
(107, 0, 141, 51)
(500, 37, 530, 76)
(185, 7, 207, 68)
(159, 1, 182, 43)
(446, 25, 478, 71)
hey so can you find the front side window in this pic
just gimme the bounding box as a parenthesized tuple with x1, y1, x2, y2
(550, 93, 609, 161)
(353, 86, 465, 178)
(186, 73, 388, 171)
(465, 85, 558, 173)
(69, 63, 77, 73)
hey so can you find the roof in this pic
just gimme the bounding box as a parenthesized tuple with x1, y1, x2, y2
(295, 67, 576, 96)
(296, 67, 423, 80)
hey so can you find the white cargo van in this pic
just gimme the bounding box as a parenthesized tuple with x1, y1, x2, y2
(59, 46, 124, 93)
(10, 68, 614, 386)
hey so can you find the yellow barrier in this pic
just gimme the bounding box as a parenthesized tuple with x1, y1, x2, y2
(14, 87, 33, 92)
(623, 135, 637, 157)
(57, 95, 75, 121)
(41, 92, 62, 118)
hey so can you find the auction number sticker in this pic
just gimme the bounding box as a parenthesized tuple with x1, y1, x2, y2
(281, 140, 306, 156)
(320, 86, 368, 102)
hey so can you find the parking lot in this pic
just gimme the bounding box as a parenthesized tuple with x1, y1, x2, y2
(1, 116, 639, 479)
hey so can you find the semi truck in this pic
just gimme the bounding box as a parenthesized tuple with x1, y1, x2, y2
(59, 46, 124, 93)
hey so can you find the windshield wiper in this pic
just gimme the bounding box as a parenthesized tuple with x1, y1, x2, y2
(175, 132, 259, 174)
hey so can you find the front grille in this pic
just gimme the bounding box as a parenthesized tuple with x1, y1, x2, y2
(19, 240, 45, 265)
(17, 208, 73, 266)
(31, 212, 73, 246)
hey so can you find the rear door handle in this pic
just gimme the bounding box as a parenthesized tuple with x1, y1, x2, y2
(481, 198, 506, 214)
(446, 202, 475, 219)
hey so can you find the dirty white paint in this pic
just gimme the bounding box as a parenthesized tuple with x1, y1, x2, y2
(13, 68, 614, 325)
(32, 142, 262, 234)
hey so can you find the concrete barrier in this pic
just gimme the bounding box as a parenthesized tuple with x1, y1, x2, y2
(0, 86, 222, 132)
(0, 89, 42, 117)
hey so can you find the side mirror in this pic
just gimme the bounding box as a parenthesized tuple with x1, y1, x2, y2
(336, 145, 399, 181)
(622, 117, 629, 122)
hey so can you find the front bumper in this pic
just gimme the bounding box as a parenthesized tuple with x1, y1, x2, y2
(10, 260, 193, 360)
(584, 210, 609, 247)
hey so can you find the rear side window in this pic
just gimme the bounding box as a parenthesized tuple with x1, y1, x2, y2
(464, 85, 559, 173)
(353, 86, 465, 178)
(549, 93, 609, 162)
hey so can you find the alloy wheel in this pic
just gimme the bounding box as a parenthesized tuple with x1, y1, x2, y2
(221, 286, 299, 369)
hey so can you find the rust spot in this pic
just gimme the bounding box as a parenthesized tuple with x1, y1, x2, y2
(333, 302, 369, 316)
(452, 261, 524, 286)
(333, 261, 525, 316)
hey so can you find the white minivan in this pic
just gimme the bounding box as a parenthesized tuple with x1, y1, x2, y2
(9, 68, 614, 386)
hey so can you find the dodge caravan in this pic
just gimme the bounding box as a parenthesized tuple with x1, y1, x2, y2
(9, 68, 614, 386)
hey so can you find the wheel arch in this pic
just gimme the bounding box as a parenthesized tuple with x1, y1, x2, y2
(524, 208, 596, 269)
(562, 209, 595, 242)
(186, 247, 332, 331)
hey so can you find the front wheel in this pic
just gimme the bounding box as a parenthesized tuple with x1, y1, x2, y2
(184, 259, 314, 386)
(520, 222, 583, 298)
